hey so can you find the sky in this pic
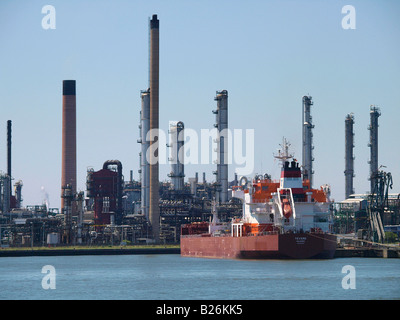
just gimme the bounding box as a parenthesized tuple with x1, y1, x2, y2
(0, 0, 399, 209)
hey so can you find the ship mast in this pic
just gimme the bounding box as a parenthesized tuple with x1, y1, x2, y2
(274, 137, 294, 166)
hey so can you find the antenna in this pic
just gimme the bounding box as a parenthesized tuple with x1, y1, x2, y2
(274, 137, 294, 165)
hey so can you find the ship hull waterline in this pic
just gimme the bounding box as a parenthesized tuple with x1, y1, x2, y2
(181, 233, 337, 259)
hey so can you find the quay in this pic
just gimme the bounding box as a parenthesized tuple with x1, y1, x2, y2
(334, 247, 400, 258)
(0, 245, 399, 258)
(0, 245, 180, 257)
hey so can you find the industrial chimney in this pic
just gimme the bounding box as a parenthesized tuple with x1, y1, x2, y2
(149, 15, 160, 241)
(7, 120, 12, 196)
(61, 80, 77, 214)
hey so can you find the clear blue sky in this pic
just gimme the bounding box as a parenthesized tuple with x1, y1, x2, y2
(0, 0, 399, 209)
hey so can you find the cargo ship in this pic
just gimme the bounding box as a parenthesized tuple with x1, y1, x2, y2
(181, 138, 337, 259)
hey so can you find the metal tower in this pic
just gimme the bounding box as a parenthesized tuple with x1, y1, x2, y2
(302, 95, 314, 188)
(344, 113, 355, 199)
(368, 106, 380, 193)
(168, 121, 185, 191)
(213, 90, 228, 203)
(138, 89, 150, 219)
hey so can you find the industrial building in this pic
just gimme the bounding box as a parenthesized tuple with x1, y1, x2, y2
(335, 106, 399, 243)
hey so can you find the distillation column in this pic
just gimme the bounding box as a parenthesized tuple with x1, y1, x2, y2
(213, 90, 228, 203)
(302, 95, 314, 188)
(368, 106, 380, 193)
(168, 121, 185, 191)
(344, 113, 355, 199)
(14, 180, 23, 209)
(149, 15, 160, 241)
(139, 89, 150, 219)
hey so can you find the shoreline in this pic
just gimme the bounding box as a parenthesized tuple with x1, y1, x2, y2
(0, 245, 180, 257)
(0, 245, 399, 258)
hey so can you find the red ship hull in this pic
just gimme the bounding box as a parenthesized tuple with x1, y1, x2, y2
(180, 233, 336, 259)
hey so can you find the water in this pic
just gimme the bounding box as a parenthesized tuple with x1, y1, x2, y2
(0, 254, 399, 300)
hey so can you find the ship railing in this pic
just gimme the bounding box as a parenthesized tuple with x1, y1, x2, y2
(243, 231, 279, 236)
(260, 231, 279, 236)
(281, 229, 332, 235)
(181, 231, 284, 238)
(180, 234, 210, 238)
(250, 199, 269, 204)
(289, 198, 329, 204)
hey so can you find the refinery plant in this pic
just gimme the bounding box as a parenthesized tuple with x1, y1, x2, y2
(0, 15, 399, 248)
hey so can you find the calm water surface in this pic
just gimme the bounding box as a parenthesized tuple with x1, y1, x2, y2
(0, 254, 399, 300)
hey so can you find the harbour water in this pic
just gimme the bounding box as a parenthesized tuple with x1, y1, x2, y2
(0, 254, 399, 300)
